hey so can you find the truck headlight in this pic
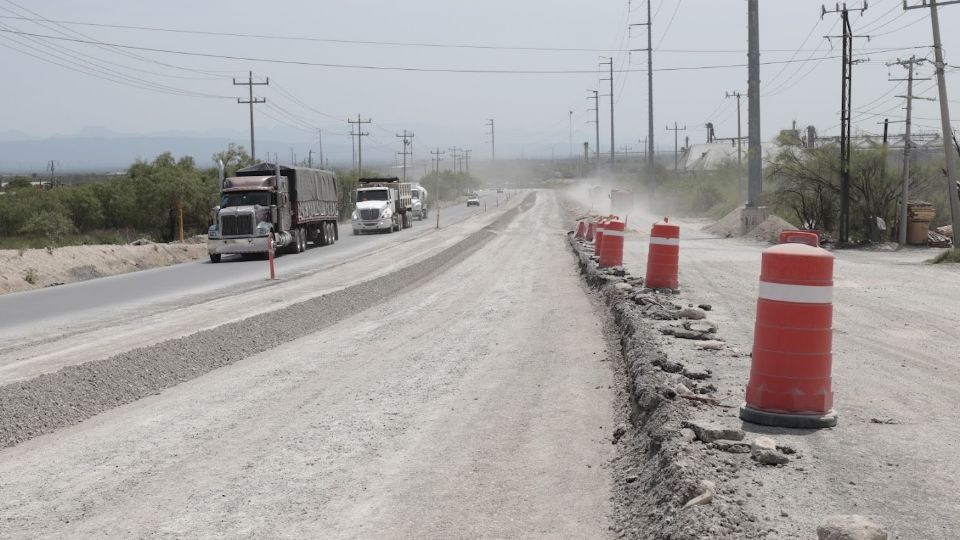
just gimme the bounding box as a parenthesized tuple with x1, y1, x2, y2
(382, 209, 392, 219)
(352, 210, 358, 220)
(208, 224, 220, 239)
(256, 222, 271, 236)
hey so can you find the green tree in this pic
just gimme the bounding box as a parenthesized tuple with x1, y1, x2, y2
(55, 184, 104, 232)
(212, 143, 255, 176)
(18, 210, 77, 238)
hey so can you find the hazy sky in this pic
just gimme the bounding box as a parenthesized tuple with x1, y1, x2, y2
(0, 0, 958, 166)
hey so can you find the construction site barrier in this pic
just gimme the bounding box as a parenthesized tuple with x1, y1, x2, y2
(586, 221, 597, 242)
(645, 218, 680, 290)
(268, 233, 277, 280)
(574, 221, 587, 239)
(740, 231, 837, 428)
(599, 220, 625, 268)
(594, 219, 608, 255)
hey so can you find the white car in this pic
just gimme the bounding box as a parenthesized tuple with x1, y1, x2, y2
(466, 194, 480, 207)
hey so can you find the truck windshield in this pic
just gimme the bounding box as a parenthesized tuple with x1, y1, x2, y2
(221, 191, 270, 208)
(357, 189, 389, 202)
(411, 191, 420, 200)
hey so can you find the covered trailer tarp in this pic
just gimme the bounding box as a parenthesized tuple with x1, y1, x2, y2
(238, 163, 338, 224)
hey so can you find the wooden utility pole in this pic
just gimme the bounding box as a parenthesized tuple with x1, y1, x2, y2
(233, 71, 269, 162)
(904, 0, 960, 246)
(587, 89, 600, 166)
(347, 115, 371, 174)
(822, 2, 868, 243)
(396, 130, 415, 182)
(888, 56, 933, 245)
(666, 122, 687, 171)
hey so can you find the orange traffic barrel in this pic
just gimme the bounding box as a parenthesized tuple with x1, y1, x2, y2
(586, 221, 597, 242)
(740, 231, 837, 428)
(599, 220, 625, 267)
(574, 221, 587, 239)
(594, 219, 607, 254)
(645, 218, 680, 290)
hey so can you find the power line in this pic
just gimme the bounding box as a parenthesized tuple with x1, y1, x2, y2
(0, 27, 927, 75)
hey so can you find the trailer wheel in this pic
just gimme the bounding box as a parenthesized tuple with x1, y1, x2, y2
(403, 213, 412, 229)
(327, 222, 336, 244)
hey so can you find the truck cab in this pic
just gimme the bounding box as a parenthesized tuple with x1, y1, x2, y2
(411, 185, 429, 220)
(351, 177, 413, 234)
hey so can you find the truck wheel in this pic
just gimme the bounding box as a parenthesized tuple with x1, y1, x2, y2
(209, 253, 221, 263)
(301, 228, 308, 252)
(403, 213, 412, 229)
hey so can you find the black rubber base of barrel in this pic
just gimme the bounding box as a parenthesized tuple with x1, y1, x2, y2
(739, 404, 838, 429)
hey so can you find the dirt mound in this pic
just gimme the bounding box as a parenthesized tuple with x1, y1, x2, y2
(0, 242, 208, 295)
(747, 215, 795, 243)
(704, 207, 742, 238)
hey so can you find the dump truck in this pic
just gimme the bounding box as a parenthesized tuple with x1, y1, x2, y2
(351, 177, 413, 234)
(207, 162, 339, 263)
(411, 184, 429, 220)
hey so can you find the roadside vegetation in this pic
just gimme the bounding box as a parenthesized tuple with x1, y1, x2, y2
(931, 249, 960, 264)
(605, 135, 953, 245)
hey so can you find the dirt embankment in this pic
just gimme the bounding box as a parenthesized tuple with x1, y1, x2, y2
(0, 241, 208, 295)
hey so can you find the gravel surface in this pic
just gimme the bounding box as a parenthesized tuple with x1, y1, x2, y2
(0, 195, 532, 450)
(0, 190, 615, 538)
(567, 181, 960, 539)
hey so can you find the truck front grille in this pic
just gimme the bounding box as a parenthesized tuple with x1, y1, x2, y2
(221, 214, 254, 236)
(360, 209, 381, 220)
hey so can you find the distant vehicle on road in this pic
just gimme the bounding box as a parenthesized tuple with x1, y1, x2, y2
(467, 194, 480, 207)
(411, 184, 429, 220)
(207, 162, 339, 263)
(352, 177, 414, 234)
(497, 188, 504, 194)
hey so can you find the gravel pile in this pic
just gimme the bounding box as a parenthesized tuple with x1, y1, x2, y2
(0, 194, 533, 449)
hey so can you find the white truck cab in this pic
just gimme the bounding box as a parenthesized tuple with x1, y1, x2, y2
(351, 177, 413, 234)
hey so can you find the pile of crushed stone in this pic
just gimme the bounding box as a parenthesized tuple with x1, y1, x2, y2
(746, 215, 795, 243)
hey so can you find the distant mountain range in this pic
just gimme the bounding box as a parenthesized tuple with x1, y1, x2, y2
(0, 126, 344, 174)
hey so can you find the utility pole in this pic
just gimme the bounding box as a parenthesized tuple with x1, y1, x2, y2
(318, 129, 325, 170)
(743, 0, 766, 231)
(233, 71, 269, 162)
(599, 56, 615, 168)
(431, 147, 445, 173)
(448, 146, 461, 197)
(347, 115, 371, 174)
(822, 2, 869, 243)
(726, 91, 744, 168)
(904, 0, 960, 246)
(631, 0, 655, 186)
(396, 130, 415, 182)
(46, 160, 58, 186)
(463, 149, 472, 175)
(666, 123, 687, 171)
(485, 119, 496, 165)
(568, 110, 574, 159)
(888, 56, 933, 246)
(587, 89, 600, 167)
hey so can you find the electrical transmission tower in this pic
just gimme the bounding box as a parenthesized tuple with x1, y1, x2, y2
(347, 115, 371, 174)
(233, 71, 269, 162)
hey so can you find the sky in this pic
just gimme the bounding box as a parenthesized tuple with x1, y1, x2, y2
(0, 0, 958, 168)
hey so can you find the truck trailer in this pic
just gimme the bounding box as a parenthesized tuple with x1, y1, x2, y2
(208, 162, 339, 263)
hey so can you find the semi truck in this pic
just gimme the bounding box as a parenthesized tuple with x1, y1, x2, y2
(411, 184, 429, 220)
(351, 177, 413, 234)
(207, 162, 339, 263)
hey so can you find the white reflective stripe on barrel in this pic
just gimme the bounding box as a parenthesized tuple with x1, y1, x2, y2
(649, 237, 679, 246)
(602, 230, 625, 237)
(758, 281, 833, 304)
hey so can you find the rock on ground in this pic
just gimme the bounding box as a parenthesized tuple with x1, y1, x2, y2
(817, 515, 888, 540)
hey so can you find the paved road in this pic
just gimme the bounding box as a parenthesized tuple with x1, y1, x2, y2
(0, 191, 504, 333)
(0, 190, 614, 538)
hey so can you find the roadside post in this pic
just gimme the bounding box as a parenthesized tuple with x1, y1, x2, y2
(740, 230, 837, 428)
(268, 232, 277, 280)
